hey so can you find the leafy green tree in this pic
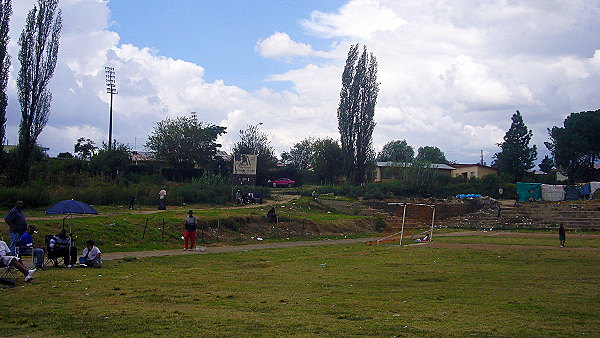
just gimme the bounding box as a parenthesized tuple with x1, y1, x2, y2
(538, 155, 554, 173)
(16, 0, 62, 182)
(337, 44, 379, 184)
(416, 146, 447, 163)
(281, 137, 314, 170)
(545, 109, 600, 181)
(492, 110, 537, 181)
(88, 141, 130, 178)
(312, 138, 343, 184)
(377, 140, 414, 162)
(56, 152, 73, 159)
(232, 124, 277, 185)
(0, 0, 11, 168)
(145, 116, 226, 172)
(74, 137, 97, 160)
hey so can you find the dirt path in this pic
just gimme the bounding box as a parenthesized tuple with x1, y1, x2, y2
(102, 230, 600, 261)
(28, 194, 300, 221)
(102, 237, 379, 261)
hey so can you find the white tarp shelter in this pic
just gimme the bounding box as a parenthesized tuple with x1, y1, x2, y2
(542, 184, 565, 201)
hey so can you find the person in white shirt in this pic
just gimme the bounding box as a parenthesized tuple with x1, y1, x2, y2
(158, 188, 167, 210)
(0, 240, 36, 281)
(79, 240, 102, 267)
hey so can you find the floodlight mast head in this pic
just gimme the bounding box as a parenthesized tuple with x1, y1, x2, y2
(105, 66, 118, 151)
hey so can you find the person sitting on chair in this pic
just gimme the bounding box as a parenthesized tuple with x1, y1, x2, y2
(50, 229, 77, 268)
(79, 240, 101, 267)
(19, 226, 44, 269)
(0, 239, 36, 282)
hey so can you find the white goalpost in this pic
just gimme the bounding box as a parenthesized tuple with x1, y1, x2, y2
(372, 202, 436, 246)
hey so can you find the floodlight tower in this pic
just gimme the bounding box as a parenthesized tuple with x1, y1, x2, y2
(105, 66, 118, 151)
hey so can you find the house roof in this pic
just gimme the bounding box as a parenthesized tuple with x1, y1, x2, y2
(215, 151, 232, 161)
(376, 162, 455, 170)
(130, 151, 155, 162)
(450, 163, 497, 171)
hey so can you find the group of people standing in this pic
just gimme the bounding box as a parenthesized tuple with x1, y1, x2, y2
(1, 201, 102, 283)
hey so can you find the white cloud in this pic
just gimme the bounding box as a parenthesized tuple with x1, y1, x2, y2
(255, 32, 329, 61)
(302, 0, 405, 39)
(5, 0, 600, 168)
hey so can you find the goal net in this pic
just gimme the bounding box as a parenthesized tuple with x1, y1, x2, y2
(372, 202, 436, 246)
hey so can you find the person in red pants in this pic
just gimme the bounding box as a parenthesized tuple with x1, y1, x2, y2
(183, 210, 197, 251)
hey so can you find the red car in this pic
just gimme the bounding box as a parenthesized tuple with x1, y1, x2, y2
(268, 178, 295, 187)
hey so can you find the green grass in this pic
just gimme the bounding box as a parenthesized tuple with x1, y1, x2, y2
(1, 237, 599, 336)
(16, 197, 376, 253)
(434, 235, 600, 248)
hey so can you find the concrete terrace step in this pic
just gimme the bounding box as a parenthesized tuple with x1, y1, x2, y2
(439, 200, 600, 230)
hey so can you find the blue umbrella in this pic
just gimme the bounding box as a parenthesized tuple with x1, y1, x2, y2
(46, 200, 99, 257)
(46, 200, 98, 215)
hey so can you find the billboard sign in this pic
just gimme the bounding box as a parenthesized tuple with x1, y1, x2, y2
(233, 154, 257, 175)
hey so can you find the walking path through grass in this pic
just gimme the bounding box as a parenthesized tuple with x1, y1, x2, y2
(102, 237, 380, 260)
(102, 230, 600, 261)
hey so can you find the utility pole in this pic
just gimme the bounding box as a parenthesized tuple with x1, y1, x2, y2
(105, 67, 118, 151)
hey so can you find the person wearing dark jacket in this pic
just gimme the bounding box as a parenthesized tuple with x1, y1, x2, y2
(559, 224, 566, 248)
(5, 201, 28, 255)
(267, 207, 277, 224)
(50, 229, 78, 267)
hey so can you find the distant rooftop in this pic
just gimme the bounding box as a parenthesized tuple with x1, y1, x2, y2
(376, 162, 455, 170)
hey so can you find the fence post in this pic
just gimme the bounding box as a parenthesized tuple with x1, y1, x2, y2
(216, 220, 220, 242)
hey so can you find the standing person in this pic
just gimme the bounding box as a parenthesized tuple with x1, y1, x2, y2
(49, 229, 77, 267)
(559, 224, 566, 248)
(312, 191, 318, 200)
(0, 239, 36, 282)
(267, 206, 277, 223)
(256, 191, 262, 204)
(19, 226, 45, 269)
(158, 188, 167, 210)
(5, 201, 29, 255)
(129, 195, 135, 210)
(183, 210, 197, 251)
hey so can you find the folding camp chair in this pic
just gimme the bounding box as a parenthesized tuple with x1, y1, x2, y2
(15, 239, 42, 270)
(1, 258, 17, 279)
(44, 235, 64, 268)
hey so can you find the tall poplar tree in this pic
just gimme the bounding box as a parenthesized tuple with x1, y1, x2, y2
(0, 0, 11, 167)
(16, 0, 61, 180)
(337, 44, 379, 184)
(492, 110, 537, 181)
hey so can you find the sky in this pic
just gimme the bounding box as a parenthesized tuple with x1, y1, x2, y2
(4, 0, 600, 166)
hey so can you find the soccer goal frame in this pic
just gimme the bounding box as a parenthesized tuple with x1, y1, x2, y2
(374, 202, 436, 246)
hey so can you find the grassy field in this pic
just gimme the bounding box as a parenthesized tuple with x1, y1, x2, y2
(11, 196, 375, 253)
(434, 234, 600, 248)
(2, 234, 599, 337)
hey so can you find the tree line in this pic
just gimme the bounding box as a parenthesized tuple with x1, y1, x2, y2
(0, 0, 62, 185)
(1, 20, 597, 189)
